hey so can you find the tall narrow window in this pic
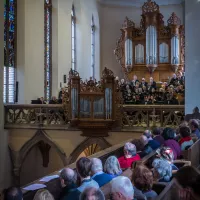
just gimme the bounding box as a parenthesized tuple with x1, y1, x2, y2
(44, 0, 52, 101)
(71, 5, 76, 70)
(4, 0, 17, 103)
(91, 15, 95, 79)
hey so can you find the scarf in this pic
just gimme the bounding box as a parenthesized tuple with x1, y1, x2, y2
(179, 136, 192, 145)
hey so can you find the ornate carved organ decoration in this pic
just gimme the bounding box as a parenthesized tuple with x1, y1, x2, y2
(114, 0, 184, 80)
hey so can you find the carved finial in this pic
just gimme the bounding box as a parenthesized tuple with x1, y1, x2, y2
(142, 0, 159, 14)
(122, 17, 135, 29)
(167, 12, 181, 25)
(102, 67, 114, 78)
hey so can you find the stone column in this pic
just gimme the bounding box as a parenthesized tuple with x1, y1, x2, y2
(185, 0, 200, 114)
(0, 0, 12, 190)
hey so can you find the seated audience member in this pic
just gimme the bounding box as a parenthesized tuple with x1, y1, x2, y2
(110, 176, 134, 200)
(139, 135, 153, 158)
(156, 147, 178, 171)
(162, 127, 181, 159)
(132, 164, 158, 199)
(143, 130, 161, 150)
(59, 168, 80, 200)
(152, 127, 165, 145)
(104, 156, 122, 178)
(79, 187, 105, 200)
(179, 126, 194, 151)
(152, 159, 172, 182)
(91, 158, 112, 187)
(4, 187, 23, 200)
(175, 166, 200, 200)
(76, 157, 99, 193)
(118, 142, 141, 169)
(189, 119, 200, 139)
(33, 189, 54, 200)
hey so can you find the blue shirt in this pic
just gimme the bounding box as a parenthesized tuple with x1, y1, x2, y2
(77, 178, 99, 193)
(92, 171, 113, 187)
(194, 129, 200, 139)
(148, 139, 161, 150)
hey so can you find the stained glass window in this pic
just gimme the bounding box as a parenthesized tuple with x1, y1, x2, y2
(71, 5, 76, 70)
(4, 0, 16, 103)
(44, 0, 52, 101)
(91, 15, 95, 79)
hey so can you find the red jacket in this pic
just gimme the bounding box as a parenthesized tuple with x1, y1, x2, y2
(118, 154, 141, 169)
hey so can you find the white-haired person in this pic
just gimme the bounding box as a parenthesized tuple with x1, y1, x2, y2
(104, 156, 122, 179)
(110, 176, 134, 200)
(152, 159, 172, 182)
(91, 158, 113, 187)
(139, 135, 153, 158)
(79, 187, 105, 200)
(143, 130, 161, 150)
(33, 189, 54, 200)
(118, 142, 141, 169)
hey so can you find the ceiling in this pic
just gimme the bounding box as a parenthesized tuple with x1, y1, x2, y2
(99, 0, 184, 7)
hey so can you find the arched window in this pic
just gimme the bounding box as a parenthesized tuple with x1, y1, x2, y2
(71, 5, 76, 70)
(4, 0, 17, 103)
(91, 15, 95, 79)
(44, 0, 52, 101)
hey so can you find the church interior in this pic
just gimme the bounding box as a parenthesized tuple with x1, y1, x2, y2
(1, 0, 200, 199)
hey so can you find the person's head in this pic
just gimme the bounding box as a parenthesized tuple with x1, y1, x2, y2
(4, 187, 23, 200)
(60, 168, 77, 188)
(133, 75, 137, 81)
(156, 147, 174, 162)
(162, 127, 176, 140)
(151, 88, 155, 93)
(140, 135, 148, 146)
(132, 164, 153, 192)
(33, 189, 54, 200)
(143, 130, 152, 140)
(40, 97, 44, 101)
(179, 126, 191, 138)
(121, 79, 125, 84)
(91, 158, 103, 175)
(123, 142, 137, 158)
(152, 159, 172, 182)
(104, 156, 122, 176)
(80, 187, 105, 200)
(111, 176, 134, 200)
(126, 85, 129, 90)
(189, 119, 199, 131)
(150, 77, 153, 83)
(52, 96, 56, 101)
(76, 157, 92, 178)
(141, 78, 145, 83)
(172, 73, 177, 79)
(152, 127, 163, 136)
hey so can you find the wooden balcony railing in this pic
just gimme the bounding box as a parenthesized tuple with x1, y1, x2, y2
(4, 104, 185, 130)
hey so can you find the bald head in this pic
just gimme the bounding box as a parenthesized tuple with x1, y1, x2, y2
(143, 130, 152, 140)
(60, 168, 77, 187)
(140, 135, 148, 146)
(91, 158, 103, 175)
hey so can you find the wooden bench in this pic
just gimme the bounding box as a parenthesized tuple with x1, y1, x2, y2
(181, 139, 200, 168)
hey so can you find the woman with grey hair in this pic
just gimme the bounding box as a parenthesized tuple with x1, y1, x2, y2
(104, 156, 122, 179)
(152, 158, 172, 182)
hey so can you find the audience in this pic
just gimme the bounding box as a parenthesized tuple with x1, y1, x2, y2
(4, 187, 23, 200)
(110, 176, 134, 200)
(179, 126, 194, 151)
(139, 135, 153, 158)
(59, 168, 80, 200)
(118, 142, 141, 169)
(104, 156, 122, 178)
(76, 157, 99, 193)
(189, 119, 200, 139)
(152, 127, 165, 145)
(91, 158, 112, 187)
(132, 164, 158, 199)
(33, 189, 54, 200)
(79, 187, 105, 200)
(143, 130, 161, 150)
(152, 159, 172, 182)
(162, 127, 181, 159)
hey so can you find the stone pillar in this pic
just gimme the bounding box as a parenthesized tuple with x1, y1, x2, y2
(185, 0, 200, 114)
(0, 0, 12, 190)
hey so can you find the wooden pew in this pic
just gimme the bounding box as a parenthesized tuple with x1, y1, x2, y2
(181, 139, 200, 168)
(22, 139, 131, 200)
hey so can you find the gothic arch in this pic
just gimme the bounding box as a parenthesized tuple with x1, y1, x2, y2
(68, 137, 111, 164)
(9, 129, 67, 185)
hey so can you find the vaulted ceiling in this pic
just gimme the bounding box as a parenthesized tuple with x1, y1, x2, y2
(99, 0, 184, 7)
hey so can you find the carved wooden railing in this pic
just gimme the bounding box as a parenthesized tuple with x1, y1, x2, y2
(4, 104, 69, 129)
(121, 105, 184, 130)
(4, 104, 185, 130)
